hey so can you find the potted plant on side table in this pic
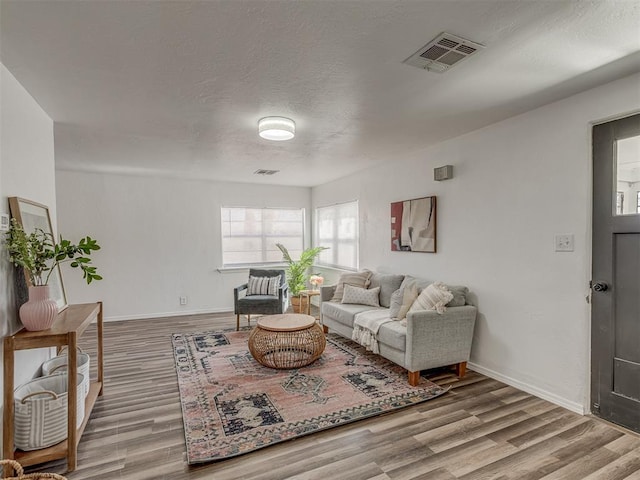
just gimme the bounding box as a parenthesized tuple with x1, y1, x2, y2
(276, 243, 328, 313)
(5, 218, 102, 331)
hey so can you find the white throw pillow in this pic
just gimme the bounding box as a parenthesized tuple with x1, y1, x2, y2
(247, 275, 281, 296)
(341, 285, 380, 307)
(408, 282, 453, 315)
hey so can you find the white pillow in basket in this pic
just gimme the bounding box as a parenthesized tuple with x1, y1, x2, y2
(408, 282, 453, 315)
(247, 275, 281, 296)
(341, 285, 380, 307)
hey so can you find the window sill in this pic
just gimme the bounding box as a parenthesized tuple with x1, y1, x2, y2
(314, 265, 358, 273)
(217, 264, 287, 274)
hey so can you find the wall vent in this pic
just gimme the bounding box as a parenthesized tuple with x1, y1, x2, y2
(434, 165, 453, 181)
(404, 32, 484, 73)
(254, 169, 279, 176)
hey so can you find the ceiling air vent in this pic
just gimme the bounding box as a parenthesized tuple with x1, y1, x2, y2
(254, 169, 279, 176)
(403, 32, 484, 73)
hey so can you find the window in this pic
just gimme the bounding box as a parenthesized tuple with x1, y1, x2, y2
(221, 207, 304, 266)
(616, 192, 624, 215)
(315, 201, 359, 270)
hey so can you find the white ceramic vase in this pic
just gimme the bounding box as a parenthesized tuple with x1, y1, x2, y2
(19, 285, 58, 331)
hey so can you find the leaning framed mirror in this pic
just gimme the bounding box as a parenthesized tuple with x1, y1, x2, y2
(8, 197, 68, 311)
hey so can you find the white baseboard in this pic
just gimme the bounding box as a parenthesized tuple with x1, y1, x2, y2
(468, 362, 586, 415)
(104, 307, 232, 322)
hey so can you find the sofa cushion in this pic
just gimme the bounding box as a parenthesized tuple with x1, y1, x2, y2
(378, 321, 407, 351)
(400, 276, 468, 306)
(331, 270, 372, 302)
(446, 285, 469, 307)
(390, 285, 419, 321)
(389, 288, 404, 319)
(408, 282, 453, 314)
(322, 302, 383, 328)
(400, 275, 430, 293)
(236, 295, 281, 314)
(342, 285, 380, 307)
(369, 273, 405, 308)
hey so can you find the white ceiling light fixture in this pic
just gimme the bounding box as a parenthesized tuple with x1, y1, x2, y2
(258, 116, 295, 141)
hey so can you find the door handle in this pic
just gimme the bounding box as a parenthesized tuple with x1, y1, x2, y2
(592, 282, 609, 292)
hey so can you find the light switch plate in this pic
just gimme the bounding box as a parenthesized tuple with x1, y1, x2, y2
(555, 234, 574, 252)
(0, 213, 9, 232)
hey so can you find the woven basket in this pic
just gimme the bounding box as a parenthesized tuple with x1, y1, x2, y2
(13, 374, 85, 451)
(42, 347, 90, 398)
(0, 459, 67, 480)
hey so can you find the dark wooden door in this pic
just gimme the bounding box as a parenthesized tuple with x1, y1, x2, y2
(591, 113, 640, 433)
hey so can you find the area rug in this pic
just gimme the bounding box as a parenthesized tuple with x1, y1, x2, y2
(172, 329, 448, 464)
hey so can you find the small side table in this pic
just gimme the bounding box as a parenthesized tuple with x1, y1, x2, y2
(248, 314, 326, 369)
(300, 289, 321, 319)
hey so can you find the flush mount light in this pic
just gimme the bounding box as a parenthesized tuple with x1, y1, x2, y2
(258, 116, 295, 141)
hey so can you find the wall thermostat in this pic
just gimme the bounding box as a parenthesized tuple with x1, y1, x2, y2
(434, 165, 453, 181)
(0, 213, 10, 232)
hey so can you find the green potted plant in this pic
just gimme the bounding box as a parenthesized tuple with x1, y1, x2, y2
(276, 243, 328, 313)
(5, 218, 102, 331)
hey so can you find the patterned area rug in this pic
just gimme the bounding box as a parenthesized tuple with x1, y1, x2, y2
(172, 329, 448, 464)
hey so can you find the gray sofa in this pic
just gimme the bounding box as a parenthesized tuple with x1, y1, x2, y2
(320, 273, 477, 386)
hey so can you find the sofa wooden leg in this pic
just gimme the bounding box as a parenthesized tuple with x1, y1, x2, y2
(236, 314, 240, 331)
(408, 370, 420, 386)
(455, 361, 467, 378)
(247, 314, 251, 327)
(322, 325, 329, 334)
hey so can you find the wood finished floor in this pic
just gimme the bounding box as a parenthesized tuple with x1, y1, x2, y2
(27, 312, 640, 480)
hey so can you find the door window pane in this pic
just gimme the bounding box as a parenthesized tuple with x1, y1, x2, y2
(615, 135, 640, 216)
(617, 192, 624, 215)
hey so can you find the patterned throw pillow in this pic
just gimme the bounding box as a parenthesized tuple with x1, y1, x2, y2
(341, 285, 380, 307)
(247, 275, 281, 296)
(331, 270, 372, 302)
(408, 282, 453, 314)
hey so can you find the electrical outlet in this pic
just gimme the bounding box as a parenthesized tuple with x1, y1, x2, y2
(555, 234, 574, 252)
(179, 296, 188, 305)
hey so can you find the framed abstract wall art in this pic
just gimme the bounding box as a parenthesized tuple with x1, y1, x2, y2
(390, 196, 436, 253)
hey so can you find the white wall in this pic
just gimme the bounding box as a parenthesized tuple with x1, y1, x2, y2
(56, 171, 311, 320)
(312, 73, 640, 414)
(0, 64, 57, 437)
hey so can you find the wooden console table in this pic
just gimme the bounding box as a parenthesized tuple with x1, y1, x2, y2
(2, 302, 104, 474)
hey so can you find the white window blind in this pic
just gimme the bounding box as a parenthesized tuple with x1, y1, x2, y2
(315, 201, 359, 270)
(221, 207, 304, 266)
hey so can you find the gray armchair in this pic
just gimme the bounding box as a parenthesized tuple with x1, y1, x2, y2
(234, 269, 288, 330)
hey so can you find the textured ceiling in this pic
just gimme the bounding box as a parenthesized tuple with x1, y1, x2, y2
(1, 0, 639, 187)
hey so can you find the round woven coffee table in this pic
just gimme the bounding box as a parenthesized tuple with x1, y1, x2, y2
(248, 313, 326, 369)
